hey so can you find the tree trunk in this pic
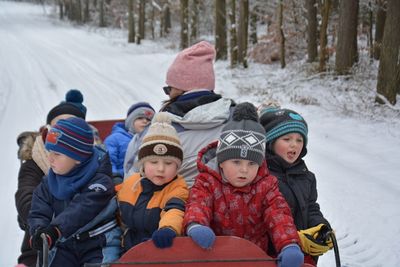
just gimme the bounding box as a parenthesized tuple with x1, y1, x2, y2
(77, 0, 82, 23)
(238, 0, 249, 68)
(215, 0, 227, 60)
(83, 0, 89, 23)
(128, 0, 135, 43)
(306, 0, 318, 62)
(278, 0, 285, 68)
(99, 0, 106, 27)
(180, 0, 189, 49)
(162, 3, 171, 36)
(249, 5, 258, 44)
(376, 0, 400, 105)
(319, 0, 331, 72)
(335, 0, 359, 74)
(368, 1, 373, 58)
(59, 0, 64, 20)
(373, 0, 386, 60)
(190, 0, 199, 44)
(70, 0, 82, 23)
(65, 0, 71, 19)
(229, 0, 238, 68)
(138, 0, 146, 40)
(150, 4, 155, 39)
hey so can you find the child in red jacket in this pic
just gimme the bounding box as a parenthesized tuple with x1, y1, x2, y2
(183, 103, 303, 267)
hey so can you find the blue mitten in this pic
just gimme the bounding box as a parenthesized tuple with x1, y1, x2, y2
(187, 224, 215, 249)
(278, 244, 304, 267)
(152, 228, 176, 248)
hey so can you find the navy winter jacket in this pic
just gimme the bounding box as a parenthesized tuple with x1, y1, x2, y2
(28, 149, 115, 238)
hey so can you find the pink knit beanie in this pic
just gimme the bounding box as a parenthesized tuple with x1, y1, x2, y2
(166, 41, 216, 91)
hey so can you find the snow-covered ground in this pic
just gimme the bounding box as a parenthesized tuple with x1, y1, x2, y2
(1, 2, 399, 266)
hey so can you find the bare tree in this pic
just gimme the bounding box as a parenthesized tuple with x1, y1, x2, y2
(306, 0, 318, 62)
(215, 0, 227, 60)
(161, 3, 171, 37)
(335, 0, 359, 74)
(128, 0, 135, 43)
(150, 3, 155, 39)
(374, 0, 386, 60)
(190, 0, 199, 44)
(76, 0, 82, 23)
(368, 1, 373, 58)
(249, 4, 258, 45)
(68, 0, 82, 23)
(278, 0, 285, 68)
(229, 0, 238, 67)
(58, 0, 64, 20)
(99, 0, 106, 27)
(83, 0, 89, 23)
(319, 0, 331, 72)
(376, 0, 400, 105)
(238, 0, 249, 68)
(180, 0, 189, 49)
(138, 0, 146, 40)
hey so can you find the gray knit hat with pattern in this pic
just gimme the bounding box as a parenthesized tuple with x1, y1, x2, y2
(216, 102, 266, 165)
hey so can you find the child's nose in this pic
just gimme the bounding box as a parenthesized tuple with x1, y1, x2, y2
(157, 163, 165, 171)
(239, 164, 248, 172)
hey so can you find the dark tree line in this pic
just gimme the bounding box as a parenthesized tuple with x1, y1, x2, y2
(23, 0, 400, 104)
(304, 0, 398, 104)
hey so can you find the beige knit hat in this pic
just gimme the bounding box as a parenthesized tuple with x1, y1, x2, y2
(138, 112, 183, 168)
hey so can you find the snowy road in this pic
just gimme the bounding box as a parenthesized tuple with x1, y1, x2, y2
(1, 2, 399, 266)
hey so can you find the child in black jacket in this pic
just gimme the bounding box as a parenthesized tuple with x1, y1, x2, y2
(260, 107, 333, 266)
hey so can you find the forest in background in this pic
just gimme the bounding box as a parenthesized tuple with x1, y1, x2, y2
(12, 0, 400, 106)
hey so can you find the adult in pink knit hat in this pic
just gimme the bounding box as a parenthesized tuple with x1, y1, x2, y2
(124, 41, 236, 187)
(165, 41, 215, 97)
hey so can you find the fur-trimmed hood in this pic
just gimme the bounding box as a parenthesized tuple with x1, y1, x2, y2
(17, 131, 40, 161)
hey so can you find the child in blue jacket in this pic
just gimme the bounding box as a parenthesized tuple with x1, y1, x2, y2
(28, 117, 121, 267)
(104, 102, 154, 183)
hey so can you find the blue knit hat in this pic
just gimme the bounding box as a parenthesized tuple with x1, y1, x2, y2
(45, 117, 94, 162)
(125, 102, 155, 133)
(259, 107, 308, 147)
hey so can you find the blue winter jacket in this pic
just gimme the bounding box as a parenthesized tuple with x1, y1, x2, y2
(104, 122, 133, 178)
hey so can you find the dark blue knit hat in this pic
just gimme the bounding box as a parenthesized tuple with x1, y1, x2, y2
(127, 102, 155, 117)
(64, 89, 87, 116)
(259, 107, 308, 147)
(45, 117, 94, 162)
(46, 89, 87, 124)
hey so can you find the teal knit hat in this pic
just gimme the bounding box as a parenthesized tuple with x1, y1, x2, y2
(259, 107, 308, 147)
